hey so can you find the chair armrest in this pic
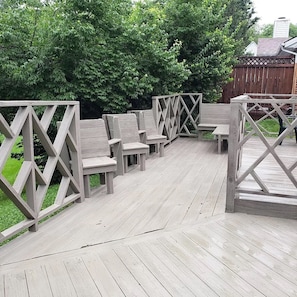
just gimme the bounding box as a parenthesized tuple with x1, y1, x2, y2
(138, 130, 146, 143)
(108, 138, 121, 146)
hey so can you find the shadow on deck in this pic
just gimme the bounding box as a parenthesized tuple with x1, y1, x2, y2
(1, 138, 297, 297)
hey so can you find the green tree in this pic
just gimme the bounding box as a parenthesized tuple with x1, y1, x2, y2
(223, 0, 258, 55)
(163, 0, 238, 101)
(0, 0, 46, 98)
(290, 23, 297, 37)
(254, 23, 297, 39)
(0, 0, 189, 116)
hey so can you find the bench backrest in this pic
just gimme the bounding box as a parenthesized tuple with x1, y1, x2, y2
(200, 102, 230, 125)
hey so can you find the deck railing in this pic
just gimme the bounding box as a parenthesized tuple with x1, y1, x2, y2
(0, 101, 84, 243)
(0, 94, 202, 242)
(226, 94, 297, 218)
(152, 93, 201, 143)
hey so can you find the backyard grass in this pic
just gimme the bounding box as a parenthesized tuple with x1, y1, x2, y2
(246, 118, 279, 136)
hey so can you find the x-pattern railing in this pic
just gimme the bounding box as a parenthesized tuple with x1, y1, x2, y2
(152, 93, 201, 142)
(0, 101, 83, 243)
(227, 94, 297, 212)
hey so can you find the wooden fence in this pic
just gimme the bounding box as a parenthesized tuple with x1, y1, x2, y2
(221, 56, 295, 103)
(0, 101, 83, 243)
(226, 94, 297, 219)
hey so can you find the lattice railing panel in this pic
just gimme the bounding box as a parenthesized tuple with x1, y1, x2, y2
(152, 94, 180, 143)
(152, 93, 202, 142)
(179, 93, 201, 137)
(0, 101, 83, 243)
(227, 94, 297, 214)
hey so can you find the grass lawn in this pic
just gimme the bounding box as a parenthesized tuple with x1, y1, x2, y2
(246, 118, 279, 136)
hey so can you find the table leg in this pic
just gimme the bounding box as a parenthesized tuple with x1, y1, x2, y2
(218, 135, 221, 154)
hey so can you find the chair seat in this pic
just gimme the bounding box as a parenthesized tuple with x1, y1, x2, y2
(147, 134, 167, 142)
(123, 142, 149, 153)
(83, 156, 116, 170)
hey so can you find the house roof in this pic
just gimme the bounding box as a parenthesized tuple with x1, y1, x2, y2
(257, 37, 288, 56)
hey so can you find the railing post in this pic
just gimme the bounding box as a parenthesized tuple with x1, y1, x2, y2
(22, 106, 38, 231)
(226, 100, 241, 212)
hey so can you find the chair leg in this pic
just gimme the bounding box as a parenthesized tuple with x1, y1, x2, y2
(159, 143, 164, 157)
(124, 155, 128, 173)
(83, 175, 91, 198)
(116, 155, 124, 176)
(100, 173, 105, 185)
(139, 153, 146, 171)
(106, 172, 114, 194)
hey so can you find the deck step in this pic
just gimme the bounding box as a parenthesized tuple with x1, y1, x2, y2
(235, 193, 297, 219)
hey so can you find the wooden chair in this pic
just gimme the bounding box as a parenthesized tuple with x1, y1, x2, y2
(103, 114, 149, 175)
(137, 109, 167, 157)
(80, 119, 118, 197)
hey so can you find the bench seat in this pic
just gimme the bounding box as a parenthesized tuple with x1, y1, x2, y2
(212, 124, 229, 153)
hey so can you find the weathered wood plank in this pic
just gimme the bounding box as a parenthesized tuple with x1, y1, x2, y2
(3, 272, 29, 297)
(64, 257, 100, 297)
(184, 227, 289, 297)
(113, 245, 172, 297)
(218, 214, 297, 267)
(209, 222, 297, 286)
(146, 239, 219, 296)
(159, 233, 259, 297)
(25, 266, 53, 297)
(82, 252, 125, 297)
(0, 274, 4, 297)
(99, 249, 148, 297)
(45, 262, 77, 297)
(130, 242, 197, 296)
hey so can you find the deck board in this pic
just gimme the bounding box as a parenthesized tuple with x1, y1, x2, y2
(1, 138, 297, 296)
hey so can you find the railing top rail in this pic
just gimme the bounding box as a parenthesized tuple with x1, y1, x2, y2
(231, 94, 297, 104)
(0, 101, 79, 107)
(152, 93, 202, 100)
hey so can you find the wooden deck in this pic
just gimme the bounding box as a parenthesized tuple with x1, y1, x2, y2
(1, 138, 297, 296)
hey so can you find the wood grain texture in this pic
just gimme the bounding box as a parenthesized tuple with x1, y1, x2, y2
(1, 138, 297, 296)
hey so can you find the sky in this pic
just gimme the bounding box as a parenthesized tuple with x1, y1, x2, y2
(252, 0, 297, 26)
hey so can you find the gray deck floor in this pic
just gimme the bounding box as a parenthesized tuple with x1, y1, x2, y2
(1, 138, 297, 297)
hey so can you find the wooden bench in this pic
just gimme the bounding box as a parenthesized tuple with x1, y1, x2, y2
(197, 101, 230, 139)
(212, 124, 229, 153)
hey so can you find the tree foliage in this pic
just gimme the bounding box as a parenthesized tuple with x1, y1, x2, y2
(0, 0, 256, 110)
(162, 0, 239, 101)
(223, 0, 258, 55)
(254, 23, 297, 39)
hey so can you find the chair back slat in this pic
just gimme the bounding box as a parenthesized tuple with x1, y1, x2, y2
(140, 110, 158, 135)
(111, 114, 140, 144)
(80, 119, 110, 158)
